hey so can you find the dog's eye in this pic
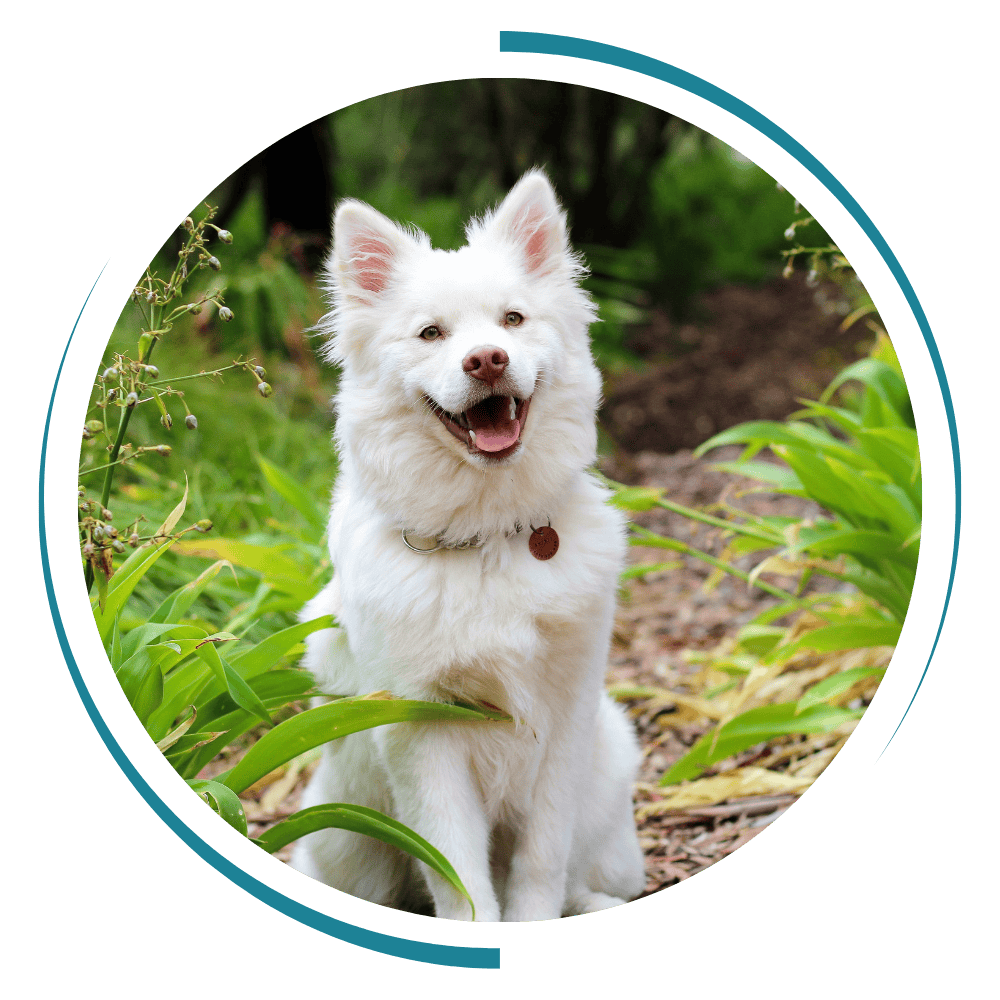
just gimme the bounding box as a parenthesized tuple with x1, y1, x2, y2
(419, 326, 441, 341)
(505, 311, 524, 327)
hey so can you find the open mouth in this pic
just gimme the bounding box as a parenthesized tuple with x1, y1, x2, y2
(426, 394, 532, 460)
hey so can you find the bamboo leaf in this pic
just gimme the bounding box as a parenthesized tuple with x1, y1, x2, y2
(187, 779, 248, 837)
(253, 803, 475, 919)
(219, 698, 511, 794)
(797, 667, 886, 712)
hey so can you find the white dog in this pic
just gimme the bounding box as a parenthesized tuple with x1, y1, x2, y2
(290, 170, 645, 921)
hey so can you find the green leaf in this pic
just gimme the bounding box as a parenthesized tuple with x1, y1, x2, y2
(150, 560, 235, 625)
(766, 621, 901, 663)
(253, 803, 475, 919)
(257, 455, 328, 536)
(193, 638, 272, 727)
(93, 537, 177, 646)
(660, 702, 862, 785)
(219, 698, 511, 794)
(187, 779, 248, 836)
(735, 624, 786, 656)
(171, 537, 316, 599)
(796, 667, 886, 712)
(608, 485, 665, 512)
(116, 648, 163, 724)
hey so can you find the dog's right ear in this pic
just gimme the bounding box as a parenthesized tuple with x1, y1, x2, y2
(329, 200, 418, 300)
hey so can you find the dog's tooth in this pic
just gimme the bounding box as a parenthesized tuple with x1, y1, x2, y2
(509, 397, 517, 421)
(469, 429, 477, 446)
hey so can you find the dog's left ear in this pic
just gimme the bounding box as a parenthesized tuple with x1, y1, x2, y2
(474, 170, 571, 277)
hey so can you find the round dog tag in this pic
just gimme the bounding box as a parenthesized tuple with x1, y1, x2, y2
(528, 525, 559, 560)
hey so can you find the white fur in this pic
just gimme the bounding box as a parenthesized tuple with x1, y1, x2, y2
(290, 171, 645, 921)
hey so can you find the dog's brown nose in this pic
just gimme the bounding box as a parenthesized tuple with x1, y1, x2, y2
(462, 346, 509, 385)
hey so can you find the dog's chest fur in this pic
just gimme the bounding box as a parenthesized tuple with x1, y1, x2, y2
(326, 471, 626, 728)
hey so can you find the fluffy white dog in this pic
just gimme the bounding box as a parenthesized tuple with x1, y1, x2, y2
(290, 170, 645, 921)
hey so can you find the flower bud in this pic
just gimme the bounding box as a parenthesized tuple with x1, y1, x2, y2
(82, 542, 95, 558)
(102, 366, 118, 381)
(106, 389, 118, 403)
(156, 444, 172, 456)
(185, 414, 198, 430)
(190, 302, 203, 316)
(126, 392, 138, 408)
(208, 256, 222, 271)
(218, 229, 233, 244)
(782, 261, 794, 280)
(195, 519, 213, 533)
(129, 532, 140, 548)
(82, 426, 92, 440)
(86, 420, 104, 433)
(102, 509, 113, 521)
(105, 525, 118, 538)
(218, 306, 234, 322)
(254, 365, 266, 378)
(146, 291, 156, 303)
(160, 412, 173, 430)
(93, 525, 105, 541)
(257, 381, 273, 398)
(144, 365, 159, 378)
(806, 269, 818, 288)
(183, 216, 194, 231)
(113, 539, 126, 553)
(784, 226, 796, 241)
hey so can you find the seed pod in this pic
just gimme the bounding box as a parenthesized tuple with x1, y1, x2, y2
(113, 539, 126, 553)
(93, 525, 105, 541)
(82, 426, 92, 440)
(160, 412, 173, 430)
(146, 291, 156, 304)
(85, 420, 104, 433)
(129, 532, 140, 548)
(254, 365, 266, 378)
(106, 389, 118, 402)
(218, 306, 234, 322)
(218, 229, 233, 244)
(185, 414, 198, 430)
(82, 542, 95, 558)
(784, 226, 796, 241)
(190, 302, 202, 315)
(257, 381, 273, 398)
(183, 216, 194, 231)
(195, 519, 213, 533)
(78, 486, 85, 498)
(102, 366, 118, 381)
(208, 256, 222, 271)
(126, 392, 138, 408)
(105, 525, 118, 538)
(144, 365, 159, 378)
(156, 444, 172, 456)
(102, 509, 113, 521)
(137, 332, 154, 362)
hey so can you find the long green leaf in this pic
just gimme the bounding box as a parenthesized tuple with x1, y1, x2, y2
(193, 638, 272, 727)
(187, 779, 248, 836)
(661, 702, 862, 785)
(797, 667, 886, 712)
(171, 537, 316, 599)
(219, 698, 511, 794)
(150, 560, 234, 625)
(253, 803, 475, 919)
(257, 455, 328, 536)
(765, 621, 901, 663)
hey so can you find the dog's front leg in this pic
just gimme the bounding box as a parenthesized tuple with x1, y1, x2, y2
(501, 735, 583, 922)
(376, 723, 501, 922)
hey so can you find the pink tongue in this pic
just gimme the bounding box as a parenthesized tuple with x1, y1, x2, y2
(466, 397, 520, 453)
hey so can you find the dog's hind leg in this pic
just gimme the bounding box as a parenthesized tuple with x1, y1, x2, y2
(290, 731, 416, 909)
(563, 693, 645, 916)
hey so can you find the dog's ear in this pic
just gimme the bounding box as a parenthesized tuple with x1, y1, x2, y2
(473, 169, 571, 277)
(330, 200, 419, 298)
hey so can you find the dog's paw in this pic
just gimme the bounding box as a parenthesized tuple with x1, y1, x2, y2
(564, 891, 628, 916)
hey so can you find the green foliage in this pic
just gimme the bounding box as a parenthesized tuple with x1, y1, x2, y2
(610, 329, 918, 784)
